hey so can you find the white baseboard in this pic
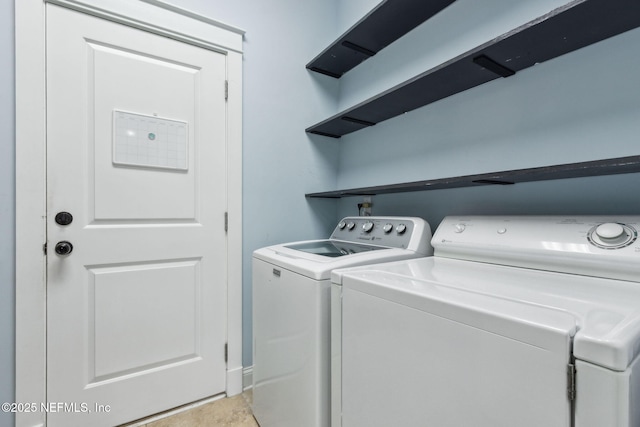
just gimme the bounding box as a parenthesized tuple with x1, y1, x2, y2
(243, 366, 253, 391)
(226, 365, 244, 396)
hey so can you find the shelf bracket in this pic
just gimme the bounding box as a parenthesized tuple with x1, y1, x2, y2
(341, 116, 376, 127)
(341, 41, 376, 57)
(472, 179, 515, 186)
(308, 129, 341, 139)
(472, 54, 515, 78)
(306, 66, 341, 79)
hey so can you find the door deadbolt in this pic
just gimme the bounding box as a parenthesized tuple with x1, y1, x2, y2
(54, 241, 73, 256)
(55, 211, 73, 226)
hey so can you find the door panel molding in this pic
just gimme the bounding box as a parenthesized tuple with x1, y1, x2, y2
(15, 1, 243, 426)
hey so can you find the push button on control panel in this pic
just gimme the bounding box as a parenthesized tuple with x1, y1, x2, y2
(454, 224, 466, 233)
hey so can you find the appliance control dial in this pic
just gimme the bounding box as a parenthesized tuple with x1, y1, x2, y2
(346, 222, 356, 231)
(396, 224, 407, 235)
(383, 223, 393, 233)
(454, 224, 466, 233)
(588, 222, 637, 249)
(362, 221, 374, 233)
(338, 221, 347, 230)
(595, 223, 624, 240)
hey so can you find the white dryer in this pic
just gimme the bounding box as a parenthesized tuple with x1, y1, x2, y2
(331, 216, 640, 427)
(252, 216, 433, 427)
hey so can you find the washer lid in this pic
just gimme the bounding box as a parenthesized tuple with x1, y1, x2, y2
(253, 240, 426, 280)
(339, 257, 640, 371)
(284, 240, 386, 257)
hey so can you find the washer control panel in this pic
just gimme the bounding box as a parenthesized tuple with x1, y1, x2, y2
(331, 216, 428, 250)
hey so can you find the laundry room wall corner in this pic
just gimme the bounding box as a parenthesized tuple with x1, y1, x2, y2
(169, 0, 341, 369)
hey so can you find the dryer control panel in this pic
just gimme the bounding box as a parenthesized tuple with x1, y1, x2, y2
(433, 216, 640, 283)
(331, 216, 431, 254)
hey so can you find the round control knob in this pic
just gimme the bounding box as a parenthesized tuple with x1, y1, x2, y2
(338, 221, 347, 230)
(362, 221, 374, 233)
(383, 223, 393, 233)
(54, 241, 73, 256)
(396, 224, 407, 235)
(587, 222, 637, 250)
(595, 223, 625, 240)
(346, 222, 355, 231)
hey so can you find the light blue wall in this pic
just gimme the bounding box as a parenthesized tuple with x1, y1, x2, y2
(167, 0, 342, 367)
(336, 0, 381, 34)
(0, 0, 14, 424)
(334, 0, 640, 227)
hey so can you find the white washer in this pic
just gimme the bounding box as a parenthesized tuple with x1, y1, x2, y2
(331, 216, 640, 427)
(252, 216, 433, 427)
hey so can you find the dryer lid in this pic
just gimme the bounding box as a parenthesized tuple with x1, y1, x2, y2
(339, 256, 640, 371)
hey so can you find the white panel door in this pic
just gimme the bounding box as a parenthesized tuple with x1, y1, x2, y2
(46, 5, 228, 426)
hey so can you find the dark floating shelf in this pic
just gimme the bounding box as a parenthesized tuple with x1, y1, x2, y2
(305, 156, 640, 198)
(306, 0, 640, 138)
(306, 0, 456, 78)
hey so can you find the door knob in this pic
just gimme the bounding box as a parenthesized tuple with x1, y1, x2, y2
(54, 241, 73, 256)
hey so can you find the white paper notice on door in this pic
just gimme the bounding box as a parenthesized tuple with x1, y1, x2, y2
(113, 110, 188, 171)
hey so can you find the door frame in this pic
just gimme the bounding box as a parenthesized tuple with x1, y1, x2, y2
(15, 1, 244, 426)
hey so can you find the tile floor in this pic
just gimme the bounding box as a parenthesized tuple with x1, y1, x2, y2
(121, 391, 258, 427)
